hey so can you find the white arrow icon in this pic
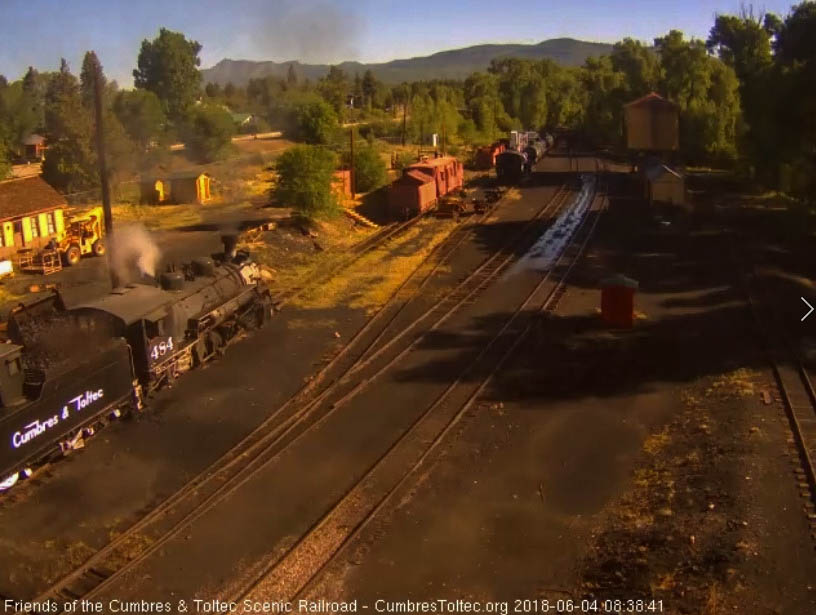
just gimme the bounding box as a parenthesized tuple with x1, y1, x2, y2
(802, 297, 814, 322)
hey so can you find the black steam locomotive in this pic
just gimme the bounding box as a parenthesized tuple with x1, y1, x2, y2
(0, 237, 273, 491)
(495, 132, 554, 184)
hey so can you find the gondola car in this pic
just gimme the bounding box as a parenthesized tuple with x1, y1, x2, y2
(0, 236, 273, 491)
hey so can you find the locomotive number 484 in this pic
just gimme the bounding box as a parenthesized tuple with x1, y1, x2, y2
(148, 337, 175, 364)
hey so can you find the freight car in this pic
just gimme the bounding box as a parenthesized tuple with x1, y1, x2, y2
(0, 236, 273, 491)
(388, 155, 464, 219)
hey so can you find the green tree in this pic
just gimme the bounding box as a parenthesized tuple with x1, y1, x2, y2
(773, 2, 816, 199)
(80, 51, 105, 109)
(580, 56, 626, 145)
(707, 10, 778, 180)
(114, 89, 166, 148)
(182, 104, 235, 162)
(655, 30, 742, 161)
(610, 38, 661, 98)
(318, 65, 349, 118)
(133, 28, 202, 121)
(361, 70, 378, 108)
(294, 97, 339, 144)
(204, 82, 222, 99)
(349, 144, 386, 192)
(275, 145, 340, 219)
(42, 59, 97, 191)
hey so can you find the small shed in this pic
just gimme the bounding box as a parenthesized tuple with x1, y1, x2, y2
(22, 134, 47, 161)
(641, 161, 685, 205)
(332, 169, 353, 201)
(0, 176, 67, 260)
(140, 172, 212, 205)
(624, 92, 679, 152)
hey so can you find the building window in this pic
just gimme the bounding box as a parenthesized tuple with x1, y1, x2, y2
(46, 213, 56, 235)
(6, 358, 20, 376)
(29, 218, 39, 238)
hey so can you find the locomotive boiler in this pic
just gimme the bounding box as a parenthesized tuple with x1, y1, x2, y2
(0, 236, 273, 491)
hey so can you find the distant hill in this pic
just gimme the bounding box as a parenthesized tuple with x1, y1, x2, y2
(201, 38, 614, 86)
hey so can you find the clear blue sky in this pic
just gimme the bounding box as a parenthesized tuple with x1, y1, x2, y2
(0, 0, 798, 85)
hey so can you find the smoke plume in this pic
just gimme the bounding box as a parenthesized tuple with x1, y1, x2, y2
(109, 224, 161, 284)
(250, 0, 364, 64)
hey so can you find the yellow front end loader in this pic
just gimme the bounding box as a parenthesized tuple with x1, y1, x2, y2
(57, 206, 106, 266)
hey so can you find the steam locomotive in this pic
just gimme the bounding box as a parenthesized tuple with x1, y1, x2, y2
(495, 131, 554, 184)
(0, 236, 273, 491)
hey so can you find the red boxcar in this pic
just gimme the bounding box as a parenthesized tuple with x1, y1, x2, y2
(475, 142, 506, 170)
(388, 156, 464, 219)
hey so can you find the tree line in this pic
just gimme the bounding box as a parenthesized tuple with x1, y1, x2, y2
(0, 3, 814, 201)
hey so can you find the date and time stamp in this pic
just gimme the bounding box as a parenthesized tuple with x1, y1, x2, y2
(2, 598, 666, 615)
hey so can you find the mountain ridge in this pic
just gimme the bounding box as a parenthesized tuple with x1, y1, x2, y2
(201, 38, 615, 85)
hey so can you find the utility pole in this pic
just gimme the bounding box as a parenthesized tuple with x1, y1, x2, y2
(349, 125, 356, 200)
(92, 57, 119, 288)
(442, 121, 447, 156)
(401, 100, 407, 147)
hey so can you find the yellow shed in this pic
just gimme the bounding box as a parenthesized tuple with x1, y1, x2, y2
(624, 92, 679, 152)
(0, 176, 66, 260)
(140, 172, 213, 205)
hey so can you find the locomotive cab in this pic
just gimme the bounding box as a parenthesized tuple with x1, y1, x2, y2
(0, 344, 26, 407)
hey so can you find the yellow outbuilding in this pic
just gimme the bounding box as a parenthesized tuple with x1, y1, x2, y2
(0, 176, 66, 261)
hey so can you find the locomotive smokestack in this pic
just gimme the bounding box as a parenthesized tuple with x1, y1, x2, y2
(222, 234, 238, 259)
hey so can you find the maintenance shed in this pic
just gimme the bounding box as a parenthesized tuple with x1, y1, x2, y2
(140, 172, 212, 205)
(641, 161, 685, 205)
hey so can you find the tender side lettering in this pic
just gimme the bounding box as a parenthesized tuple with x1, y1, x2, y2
(10, 389, 104, 450)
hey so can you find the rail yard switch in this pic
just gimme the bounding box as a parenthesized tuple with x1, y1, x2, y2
(600, 274, 639, 328)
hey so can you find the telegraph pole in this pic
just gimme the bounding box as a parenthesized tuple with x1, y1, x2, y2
(401, 100, 407, 147)
(349, 125, 356, 200)
(92, 58, 119, 288)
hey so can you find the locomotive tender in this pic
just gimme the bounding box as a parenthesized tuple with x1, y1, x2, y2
(0, 236, 273, 490)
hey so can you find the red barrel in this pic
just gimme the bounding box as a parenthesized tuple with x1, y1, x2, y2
(600, 274, 639, 328)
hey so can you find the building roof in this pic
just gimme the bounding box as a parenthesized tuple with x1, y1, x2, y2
(230, 113, 253, 125)
(397, 170, 435, 185)
(624, 92, 678, 109)
(22, 134, 46, 146)
(141, 171, 211, 183)
(0, 176, 66, 221)
(642, 161, 683, 182)
(407, 155, 459, 171)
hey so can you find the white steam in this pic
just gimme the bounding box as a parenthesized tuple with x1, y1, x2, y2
(109, 224, 161, 283)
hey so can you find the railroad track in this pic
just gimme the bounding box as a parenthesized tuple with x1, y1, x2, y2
(732, 241, 816, 529)
(272, 214, 423, 307)
(30, 182, 572, 605)
(233, 172, 607, 602)
(272, 184, 509, 308)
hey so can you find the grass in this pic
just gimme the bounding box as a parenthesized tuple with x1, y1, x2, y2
(247, 216, 378, 289)
(291, 217, 457, 314)
(112, 203, 203, 231)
